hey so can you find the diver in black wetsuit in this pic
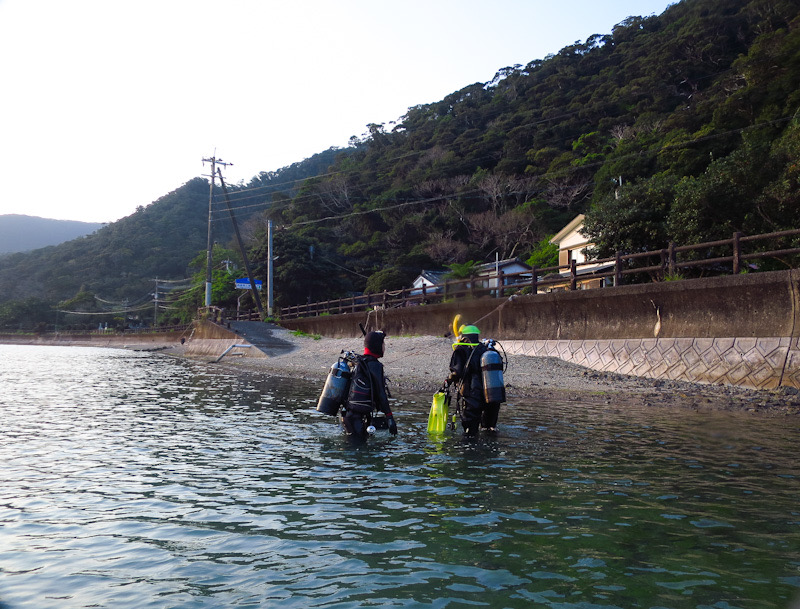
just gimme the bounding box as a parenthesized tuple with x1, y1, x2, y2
(341, 331, 397, 440)
(445, 324, 500, 436)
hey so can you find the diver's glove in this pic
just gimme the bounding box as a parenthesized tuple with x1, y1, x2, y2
(387, 415, 398, 435)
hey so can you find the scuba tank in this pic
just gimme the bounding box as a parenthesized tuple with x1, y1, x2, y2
(481, 340, 506, 404)
(316, 351, 355, 415)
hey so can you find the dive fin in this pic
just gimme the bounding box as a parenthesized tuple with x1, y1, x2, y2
(428, 391, 449, 434)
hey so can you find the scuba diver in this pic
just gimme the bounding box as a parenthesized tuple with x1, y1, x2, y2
(341, 330, 398, 440)
(445, 320, 505, 436)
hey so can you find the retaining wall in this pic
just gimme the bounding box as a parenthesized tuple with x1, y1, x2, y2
(280, 270, 800, 390)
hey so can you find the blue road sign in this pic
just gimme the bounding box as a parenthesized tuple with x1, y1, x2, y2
(235, 278, 262, 290)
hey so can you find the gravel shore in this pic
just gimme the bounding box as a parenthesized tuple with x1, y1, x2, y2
(207, 328, 800, 416)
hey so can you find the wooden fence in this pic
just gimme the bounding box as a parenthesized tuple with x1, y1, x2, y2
(254, 228, 800, 321)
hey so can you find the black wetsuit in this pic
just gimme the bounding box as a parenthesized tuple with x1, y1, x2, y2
(341, 354, 392, 439)
(448, 343, 500, 435)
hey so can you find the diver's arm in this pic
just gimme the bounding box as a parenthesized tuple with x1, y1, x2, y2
(368, 360, 391, 415)
(446, 348, 466, 386)
(370, 360, 397, 435)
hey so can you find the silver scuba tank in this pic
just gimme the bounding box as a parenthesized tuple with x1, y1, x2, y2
(481, 340, 506, 404)
(316, 353, 354, 415)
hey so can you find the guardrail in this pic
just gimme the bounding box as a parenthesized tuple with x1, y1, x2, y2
(251, 228, 800, 321)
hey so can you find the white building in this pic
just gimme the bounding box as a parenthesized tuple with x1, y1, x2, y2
(549, 214, 613, 289)
(410, 258, 532, 295)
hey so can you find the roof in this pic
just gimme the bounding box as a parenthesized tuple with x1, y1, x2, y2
(550, 214, 586, 245)
(473, 257, 531, 273)
(414, 270, 447, 285)
(413, 259, 532, 288)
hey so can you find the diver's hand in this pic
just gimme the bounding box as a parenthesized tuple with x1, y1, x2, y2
(387, 416, 397, 435)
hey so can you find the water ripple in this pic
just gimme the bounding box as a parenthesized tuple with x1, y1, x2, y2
(1, 345, 799, 608)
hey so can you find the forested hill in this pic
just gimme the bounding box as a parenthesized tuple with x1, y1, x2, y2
(238, 0, 799, 307)
(0, 179, 213, 312)
(0, 147, 342, 321)
(1, 0, 798, 329)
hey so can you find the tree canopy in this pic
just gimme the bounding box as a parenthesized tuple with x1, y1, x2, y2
(235, 0, 799, 306)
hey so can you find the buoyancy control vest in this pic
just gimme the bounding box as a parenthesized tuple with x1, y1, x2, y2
(345, 355, 377, 414)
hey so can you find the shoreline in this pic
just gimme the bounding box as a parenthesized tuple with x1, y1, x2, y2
(3, 330, 799, 416)
(183, 329, 800, 417)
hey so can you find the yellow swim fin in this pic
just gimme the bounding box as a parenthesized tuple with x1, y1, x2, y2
(428, 391, 450, 434)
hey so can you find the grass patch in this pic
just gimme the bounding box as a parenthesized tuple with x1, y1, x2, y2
(291, 329, 322, 340)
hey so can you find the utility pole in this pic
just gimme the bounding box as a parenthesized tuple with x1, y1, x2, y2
(153, 278, 159, 327)
(217, 169, 265, 321)
(267, 219, 274, 317)
(201, 155, 233, 308)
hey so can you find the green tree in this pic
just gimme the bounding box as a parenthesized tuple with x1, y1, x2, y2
(667, 143, 772, 244)
(445, 260, 478, 279)
(583, 173, 679, 257)
(0, 298, 53, 332)
(365, 268, 407, 293)
(251, 231, 349, 307)
(3, 0, 800, 317)
(526, 238, 559, 269)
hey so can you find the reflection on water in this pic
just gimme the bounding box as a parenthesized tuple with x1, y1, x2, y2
(0, 344, 798, 608)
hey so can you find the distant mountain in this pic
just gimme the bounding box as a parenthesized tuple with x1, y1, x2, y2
(0, 146, 346, 314)
(0, 179, 213, 308)
(0, 215, 104, 254)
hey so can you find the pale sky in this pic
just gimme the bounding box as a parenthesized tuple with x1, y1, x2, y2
(0, 0, 675, 223)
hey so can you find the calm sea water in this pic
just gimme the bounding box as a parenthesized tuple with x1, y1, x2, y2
(0, 344, 798, 609)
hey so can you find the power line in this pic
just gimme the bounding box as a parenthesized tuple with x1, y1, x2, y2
(200, 78, 704, 209)
(155, 277, 195, 285)
(58, 303, 153, 315)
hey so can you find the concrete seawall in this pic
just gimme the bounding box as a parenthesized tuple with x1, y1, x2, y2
(4, 270, 797, 391)
(281, 269, 800, 391)
(0, 331, 188, 349)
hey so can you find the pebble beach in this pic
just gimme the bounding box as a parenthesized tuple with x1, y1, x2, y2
(205, 328, 800, 417)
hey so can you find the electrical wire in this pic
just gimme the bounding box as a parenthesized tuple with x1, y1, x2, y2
(203, 61, 743, 215)
(58, 302, 153, 315)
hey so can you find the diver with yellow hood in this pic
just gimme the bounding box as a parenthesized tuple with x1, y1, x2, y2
(444, 315, 506, 436)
